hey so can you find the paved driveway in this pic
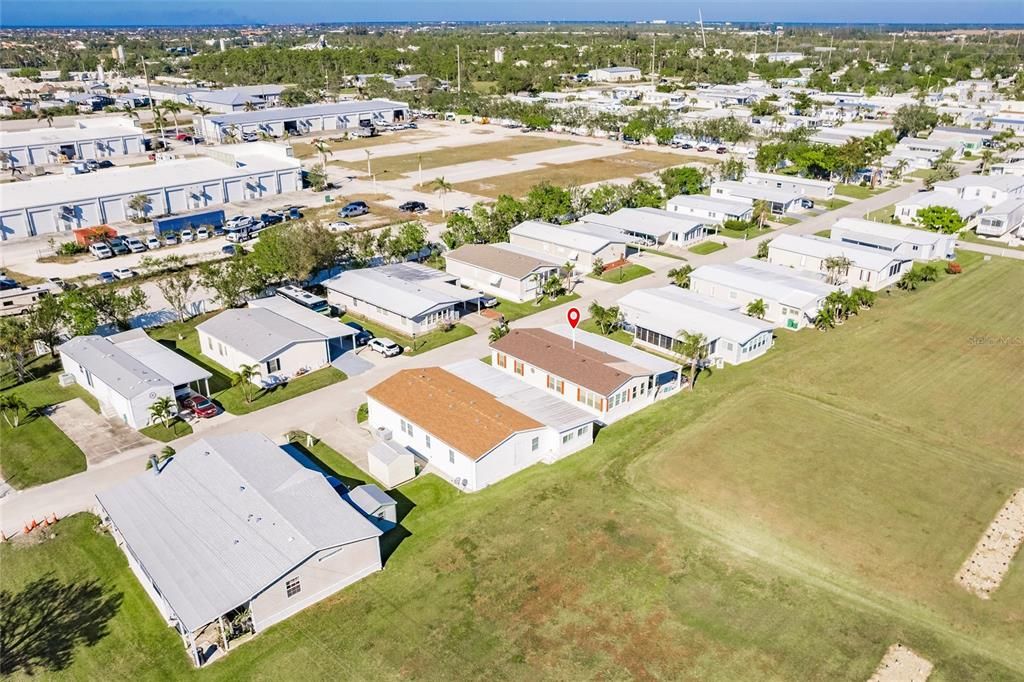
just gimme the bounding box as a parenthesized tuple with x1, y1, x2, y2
(46, 399, 153, 466)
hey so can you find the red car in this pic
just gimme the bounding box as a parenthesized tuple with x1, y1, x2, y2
(180, 394, 218, 418)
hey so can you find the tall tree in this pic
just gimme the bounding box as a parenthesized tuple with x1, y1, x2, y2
(667, 265, 693, 288)
(156, 270, 196, 322)
(233, 364, 261, 404)
(0, 317, 34, 384)
(431, 176, 454, 217)
(26, 294, 66, 356)
(672, 331, 708, 390)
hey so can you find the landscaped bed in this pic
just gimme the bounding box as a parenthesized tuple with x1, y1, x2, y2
(139, 418, 194, 443)
(340, 314, 475, 356)
(587, 263, 654, 284)
(689, 241, 728, 255)
(492, 293, 580, 322)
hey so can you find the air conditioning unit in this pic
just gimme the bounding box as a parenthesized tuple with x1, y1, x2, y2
(58, 372, 77, 388)
(375, 426, 392, 441)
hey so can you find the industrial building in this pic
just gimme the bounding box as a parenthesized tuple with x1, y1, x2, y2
(0, 143, 301, 240)
(0, 116, 146, 167)
(198, 99, 411, 143)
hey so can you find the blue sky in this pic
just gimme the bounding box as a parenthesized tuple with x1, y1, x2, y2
(4, 0, 1021, 26)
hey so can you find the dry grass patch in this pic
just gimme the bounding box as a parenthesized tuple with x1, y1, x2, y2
(868, 644, 933, 682)
(955, 489, 1024, 599)
(292, 129, 437, 159)
(454, 150, 693, 198)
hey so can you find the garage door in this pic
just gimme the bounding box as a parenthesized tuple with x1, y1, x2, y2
(76, 202, 100, 226)
(28, 145, 46, 165)
(166, 188, 188, 213)
(224, 179, 244, 203)
(0, 213, 29, 240)
(202, 182, 223, 205)
(257, 174, 276, 197)
(28, 208, 57, 236)
(100, 197, 125, 224)
(79, 141, 96, 159)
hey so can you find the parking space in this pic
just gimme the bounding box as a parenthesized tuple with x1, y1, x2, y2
(46, 398, 153, 467)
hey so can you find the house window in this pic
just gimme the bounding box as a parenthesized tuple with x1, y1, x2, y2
(496, 353, 507, 368)
(531, 437, 539, 451)
(285, 577, 301, 598)
(513, 360, 524, 376)
(562, 432, 573, 444)
(266, 358, 281, 374)
(425, 434, 432, 448)
(207, 337, 213, 350)
(546, 375, 564, 393)
(449, 449, 455, 463)
(577, 427, 585, 437)
(218, 343, 225, 356)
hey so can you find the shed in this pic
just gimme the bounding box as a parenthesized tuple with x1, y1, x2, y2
(347, 484, 398, 525)
(367, 439, 417, 488)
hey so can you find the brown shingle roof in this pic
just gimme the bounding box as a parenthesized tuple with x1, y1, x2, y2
(490, 328, 645, 395)
(366, 368, 543, 460)
(446, 243, 557, 280)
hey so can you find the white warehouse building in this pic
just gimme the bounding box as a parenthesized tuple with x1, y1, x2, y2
(0, 143, 301, 240)
(0, 116, 146, 167)
(199, 99, 410, 143)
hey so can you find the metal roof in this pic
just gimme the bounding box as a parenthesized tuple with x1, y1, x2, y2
(96, 433, 381, 633)
(690, 259, 839, 310)
(769, 234, 907, 271)
(618, 287, 775, 346)
(0, 122, 144, 148)
(248, 295, 358, 339)
(444, 359, 597, 432)
(446, 243, 561, 280)
(324, 265, 479, 319)
(206, 99, 409, 126)
(197, 307, 328, 362)
(510, 219, 620, 253)
(580, 207, 706, 240)
(712, 180, 801, 204)
(831, 218, 949, 247)
(347, 484, 396, 515)
(58, 334, 180, 398)
(107, 328, 211, 387)
(666, 194, 753, 216)
(743, 171, 834, 190)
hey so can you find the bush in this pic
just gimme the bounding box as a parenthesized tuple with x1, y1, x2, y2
(946, 261, 962, 275)
(57, 242, 85, 256)
(356, 402, 368, 423)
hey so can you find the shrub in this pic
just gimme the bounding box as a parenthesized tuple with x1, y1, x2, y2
(356, 402, 369, 423)
(946, 261, 962, 275)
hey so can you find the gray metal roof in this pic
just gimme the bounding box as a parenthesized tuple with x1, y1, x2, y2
(324, 265, 479, 319)
(691, 259, 839, 311)
(58, 335, 173, 398)
(107, 328, 211, 387)
(444, 359, 597, 432)
(667, 194, 753, 216)
(713, 180, 801, 204)
(248, 295, 358, 339)
(96, 433, 382, 633)
(206, 99, 409, 126)
(510, 220, 619, 253)
(618, 287, 775, 346)
(347, 484, 396, 514)
(580, 207, 706, 240)
(368, 440, 412, 466)
(197, 308, 327, 361)
(769, 234, 908, 271)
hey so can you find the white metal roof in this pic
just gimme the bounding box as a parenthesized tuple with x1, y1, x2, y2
(831, 218, 950, 247)
(579, 207, 706, 240)
(59, 335, 172, 398)
(981, 197, 1024, 216)
(769, 234, 907, 271)
(743, 171, 834, 190)
(197, 307, 331, 361)
(712, 180, 801, 204)
(510, 220, 619, 253)
(96, 433, 381, 633)
(894, 194, 988, 218)
(938, 175, 1024, 192)
(0, 122, 144, 148)
(691, 259, 839, 310)
(347, 484, 396, 515)
(666, 194, 753, 216)
(248, 295, 357, 339)
(444, 359, 597, 432)
(107, 328, 211, 387)
(206, 99, 409, 126)
(618, 287, 775, 345)
(324, 265, 479, 319)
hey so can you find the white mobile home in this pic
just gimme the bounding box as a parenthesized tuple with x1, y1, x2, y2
(444, 243, 561, 303)
(367, 366, 596, 492)
(578, 207, 709, 247)
(829, 218, 956, 261)
(666, 194, 753, 224)
(0, 143, 301, 240)
(508, 220, 627, 272)
(767, 234, 912, 291)
(976, 198, 1024, 238)
(618, 287, 775, 366)
(741, 172, 835, 200)
(197, 297, 357, 384)
(58, 329, 212, 429)
(689, 258, 843, 331)
(96, 433, 382, 667)
(325, 262, 483, 335)
(489, 327, 682, 423)
(710, 181, 804, 215)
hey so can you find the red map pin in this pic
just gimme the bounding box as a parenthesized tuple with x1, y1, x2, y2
(566, 307, 580, 329)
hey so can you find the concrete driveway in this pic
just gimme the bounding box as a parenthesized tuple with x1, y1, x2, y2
(46, 399, 153, 466)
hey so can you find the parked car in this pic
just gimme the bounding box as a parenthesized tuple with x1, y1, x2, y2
(47, 276, 69, 291)
(225, 215, 253, 229)
(241, 131, 258, 142)
(196, 227, 211, 240)
(146, 236, 162, 250)
(221, 244, 239, 256)
(124, 236, 147, 253)
(680, 143, 693, 150)
(346, 321, 374, 346)
(338, 201, 369, 218)
(175, 133, 192, 142)
(715, 146, 728, 154)
(179, 393, 218, 418)
(112, 268, 137, 280)
(480, 295, 499, 308)
(260, 211, 284, 226)
(327, 221, 354, 231)
(106, 238, 129, 256)
(696, 145, 709, 152)
(368, 337, 401, 357)
(800, 198, 815, 209)
(85, 159, 100, 171)
(180, 229, 195, 242)
(164, 233, 179, 245)
(95, 271, 116, 284)
(89, 242, 114, 259)
(399, 200, 427, 213)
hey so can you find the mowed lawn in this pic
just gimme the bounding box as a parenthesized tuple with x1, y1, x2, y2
(1, 257, 1022, 679)
(455, 149, 692, 199)
(335, 137, 580, 178)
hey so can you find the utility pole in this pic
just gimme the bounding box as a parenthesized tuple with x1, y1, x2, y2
(775, 28, 781, 56)
(650, 34, 657, 86)
(365, 149, 372, 177)
(827, 34, 834, 69)
(456, 44, 462, 94)
(698, 9, 707, 50)
(890, 33, 896, 63)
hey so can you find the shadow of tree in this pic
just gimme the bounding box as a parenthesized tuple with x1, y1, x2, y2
(0, 574, 122, 675)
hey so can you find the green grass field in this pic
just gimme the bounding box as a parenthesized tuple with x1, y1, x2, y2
(2, 257, 1022, 679)
(138, 418, 193, 443)
(587, 263, 654, 284)
(493, 292, 580, 322)
(0, 356, 97, 489)
(689, 241, 728, 255)
(340, 313, 475, 356)
(836, 183, 886, 199)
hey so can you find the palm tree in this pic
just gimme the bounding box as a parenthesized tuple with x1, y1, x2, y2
(822, 255, 852, 285)
(561, 261, 576, 292)
(192, 104, 212, 142)
(746, 298, 767, 319)
(672, 331, 708, 390)
(979, 149, 996, 175)
(814, 305, 836, 330)
(752, 200, 772, 229)
(489, 322, 509, 342)
(0, 393, 29, 428)
(891, 158, 909, 182)
(120, 105, 140, 123)
(222, 125, 240, 144)
(431, 177, 454, 217)
(587, 302, 621, 335)
(37, 111, 54, 128)
(667, 265, 693, 288)
(850, 287, 877, 309)
(310, 137, 332, 169)
(233, 363, 261, 403)
(148, 396, 175, 428)
(243, 100, 257, 112)
(161, 100, 183, 135)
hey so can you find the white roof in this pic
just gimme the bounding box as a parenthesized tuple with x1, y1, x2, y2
(579, 207, 706, 240)
(0, 122, 144, 148)
(206, 99, 409, 126)
(832, 218, 950, 247)
(895, 194, 988, 217)
(543, 325, 681, 375)
(981, 197, 1024, 216)
(444, 359, 597, 432)
(249, 295, 357, 339)
(325, 264, 479, 319)
(0, 145, 299, 213)
(96, 433, 381, 633)
(691, 258, 839, 310)
(618, 287, 774, 345)
(107, 328, 211, 387)
(743, 171, 834, 190)
(58, 332, 209, 397)
(593, 66, 641, 73)
(666, 194, 752, 216)
(938, 175, 1024, 192)
(347, 484, 396, 515)
(510, 220, 621, 253)
(769, 234, 907, 271)
(198, 304, 347, 361)
(712, 180, 801, 204)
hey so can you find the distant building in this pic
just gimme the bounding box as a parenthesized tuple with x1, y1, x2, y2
(588, 66, 642, 83)
(199, 100, 410, 143)
(0, 116, 145, 167)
